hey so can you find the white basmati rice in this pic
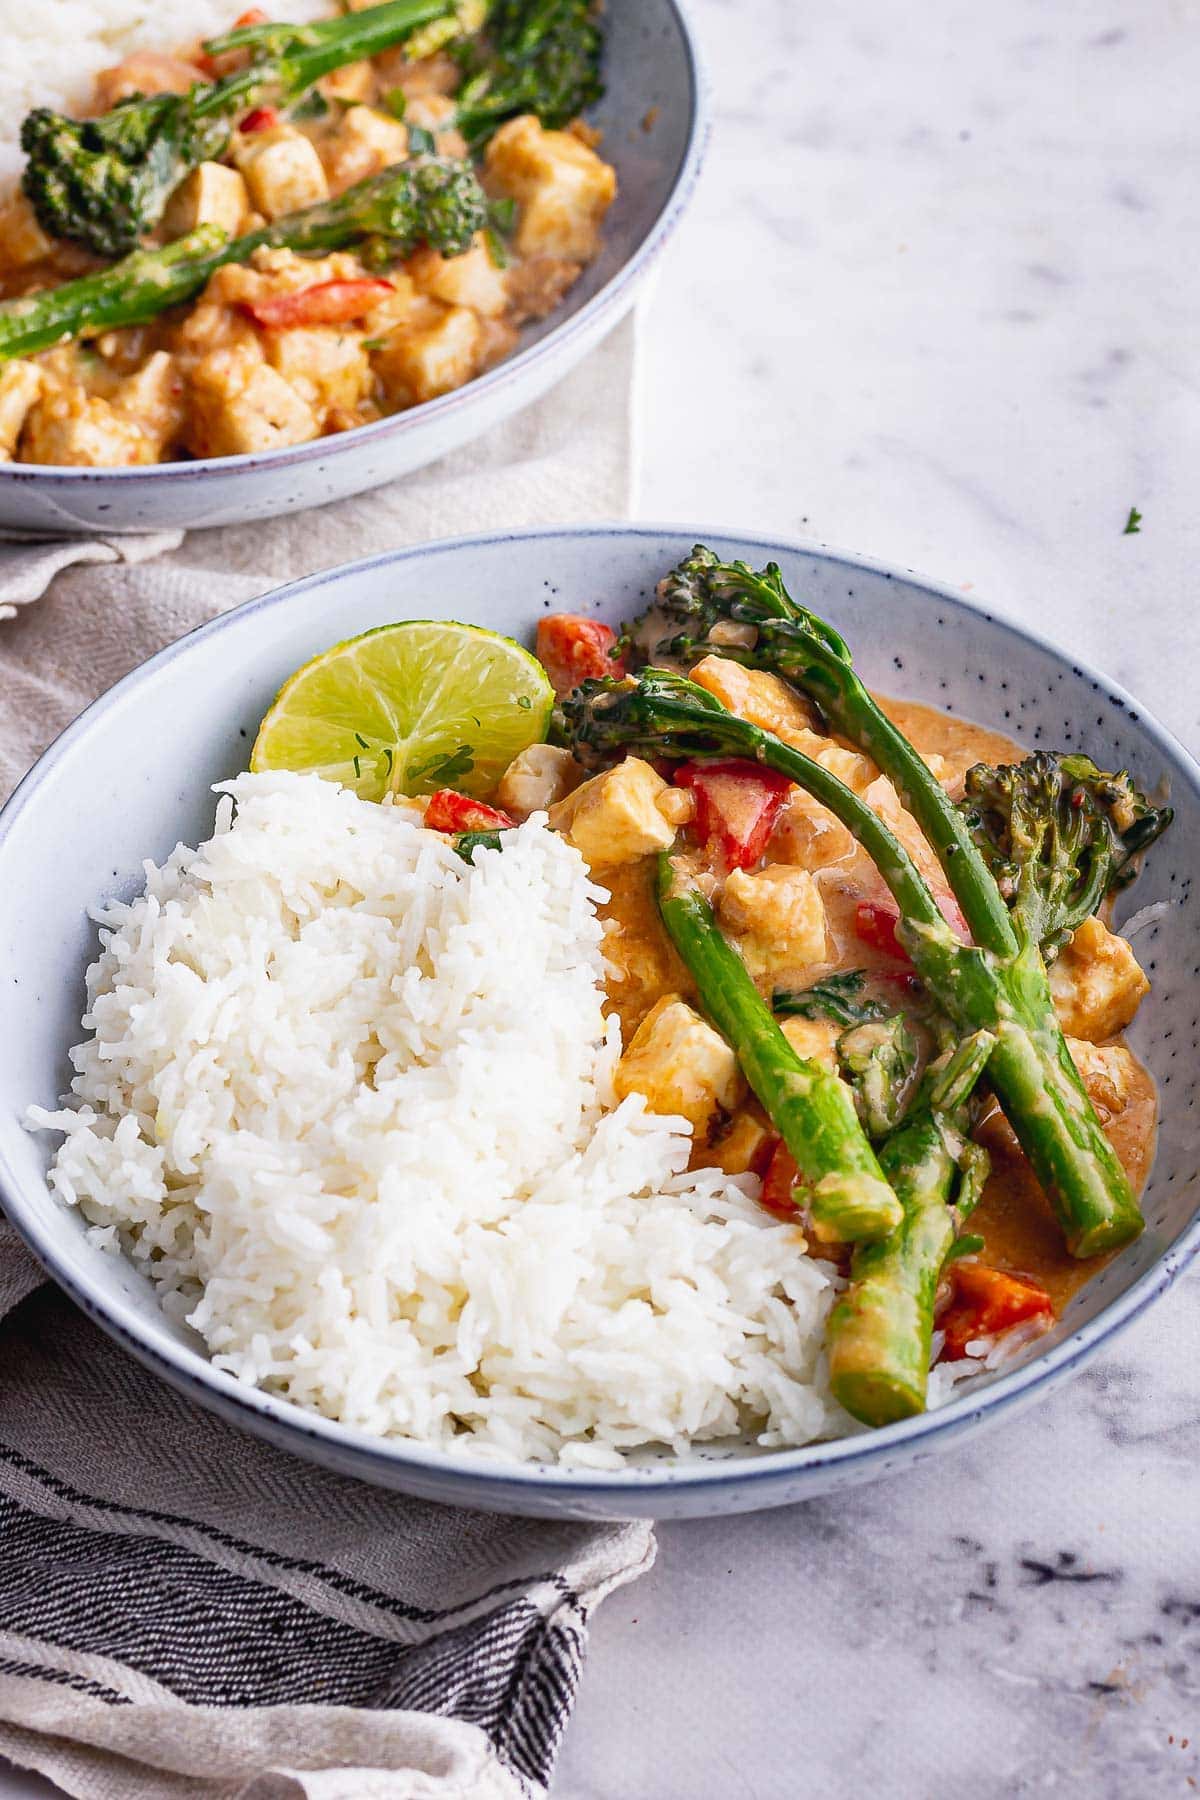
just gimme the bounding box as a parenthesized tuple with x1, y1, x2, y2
(0, 0, 329, 183)
(28, 772, 852, 1468)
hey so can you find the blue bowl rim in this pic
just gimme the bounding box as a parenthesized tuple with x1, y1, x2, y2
(0, 0, 709, 489)
(3, 518, 1199, 1501)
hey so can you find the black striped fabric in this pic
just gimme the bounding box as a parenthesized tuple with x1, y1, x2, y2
(0, 1281, 643, 1796)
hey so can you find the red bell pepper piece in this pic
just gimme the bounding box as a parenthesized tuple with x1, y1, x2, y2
(535, 615, 624, 699)
(675, 760, 792, 871)
(424, 790, 513, 834)
(239, 104, 280, 134)
(853, 892, 970, 962)
(938, 1263, 1054, 1360)
(758, 1138, 800, 1218)
(244, 278, 394, 329)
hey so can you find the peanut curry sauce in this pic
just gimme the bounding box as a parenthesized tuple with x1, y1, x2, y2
(0, 27, 616, 465)
(593, 691, 1157, 1312)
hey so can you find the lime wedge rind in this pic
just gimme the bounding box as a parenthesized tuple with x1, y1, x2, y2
(251, 619, 554, 804)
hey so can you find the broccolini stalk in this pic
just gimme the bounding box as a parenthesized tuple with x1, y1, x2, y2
(562, 667, 1143, 1258)
(838, 1014, 924, 1140)
(626, 546, 1020, 957)
(0, 157, 488, 360)
(654, 858, 903, 1245)
(20, 0, 462, 256)
(827, 1035, 993, 1428)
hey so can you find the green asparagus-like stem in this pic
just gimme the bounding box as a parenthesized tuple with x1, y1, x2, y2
(0, 226, 230, 357)
(655, 857, 903, 1244)
(0, 158, 484, 359)
(734, 726, 1143, 1258)
(826, 1105, 961, 1426)
(562, 669, 1144, 1257)
(827, 1030, 996, 1426)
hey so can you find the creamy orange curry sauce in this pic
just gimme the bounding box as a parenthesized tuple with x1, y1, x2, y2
(0, 27, 615, 465)
(496, 659, 1157, 1317)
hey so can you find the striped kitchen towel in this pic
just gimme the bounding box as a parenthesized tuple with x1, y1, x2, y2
(0, 1224, 653, 1800)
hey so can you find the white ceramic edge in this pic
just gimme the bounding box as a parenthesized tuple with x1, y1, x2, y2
(0, 2, 710, 516)
(3, 520, 1199, 1521)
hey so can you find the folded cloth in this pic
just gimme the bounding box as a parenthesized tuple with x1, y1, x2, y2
(0, 316, 650, 1798)
(0, 313, 634, 796)
(0, 1230, 653, 1800)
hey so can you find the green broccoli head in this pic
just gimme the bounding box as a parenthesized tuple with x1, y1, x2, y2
(21, 97, 230, 258)
(621, 543, 852, 674)
(454, 0, 604, 148)
(959, 751, 1172, 957)
(557, 666, 750, 768)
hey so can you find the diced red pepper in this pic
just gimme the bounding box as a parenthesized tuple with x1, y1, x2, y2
(853, 892, 970, 962)
(244, 278, 394, 329)
(234, 5, 269, 23)
(239, 104, 280, 134)
(938, 1263, 1054, 1361)
(758, 1138, 800, 1218)
(535, 615, 624, 699)
(424, 790, 513, 834)
(674, 759, 793, 871)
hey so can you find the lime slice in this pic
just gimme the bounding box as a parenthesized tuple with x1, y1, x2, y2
(250, 619, 554, 802)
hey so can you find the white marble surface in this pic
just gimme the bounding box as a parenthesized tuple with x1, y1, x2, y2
(556, 2, 1200, 1798)
(3, 2, 1198, 1796)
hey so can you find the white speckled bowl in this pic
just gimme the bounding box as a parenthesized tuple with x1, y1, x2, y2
(2, 525, 1198, 1519)
(0, 0, 706, 535)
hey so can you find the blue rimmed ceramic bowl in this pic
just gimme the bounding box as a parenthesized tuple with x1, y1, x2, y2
(2, 524, 1197, 1520)
(0, 0, 706, 536)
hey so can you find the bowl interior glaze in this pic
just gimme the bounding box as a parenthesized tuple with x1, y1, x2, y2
(1, 525, 1197, 1519)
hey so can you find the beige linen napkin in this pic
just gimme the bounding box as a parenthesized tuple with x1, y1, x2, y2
(0, 316, 653, 1799)
(0, 313, 635, 787)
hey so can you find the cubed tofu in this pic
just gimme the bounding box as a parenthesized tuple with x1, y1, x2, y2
(768, 788, 855, 870)
(1050, 915, 1150, 1041)
(779, 1016, 841, 1069)
(0, 361, 42, 460)
(689, 655, 819, 745)
(1066, 1036, 1136, 1123)
(0, 192, 56, 270)
(408, 236, 510, 318)
(320, 59, 376, 104)
(706, 1108, 773, 1177)
(719, 864, 831, 979)
(162, 162, 250, 240)
(496, 743, 582, 819)
(718, 865, 830, 971)
(404, 92, 468, 158)
(817, 741, 876, 793)
(236, 125, 329, 220)
(183, 345, 318, 457)
(264, 326, 371, 421)
(372, 300, 482, 408)
(486, 114, 616, 261)
(321, 104, 409, 191)
(372, 47, 460, 96)
(109, 351, 184, 459)
(92, 49, 202, 108)
(20, 385, 155, 467)
(613, 995, 745, 1136)
(548, 757, 677, 867)
(862, 774, 947, 889)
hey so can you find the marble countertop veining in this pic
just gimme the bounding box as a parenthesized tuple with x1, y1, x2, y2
(0, 5, 1195, 1799)
(557, 2, 1200, 1796)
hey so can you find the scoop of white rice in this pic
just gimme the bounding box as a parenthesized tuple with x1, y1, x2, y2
(28, 771, 850, 1468)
